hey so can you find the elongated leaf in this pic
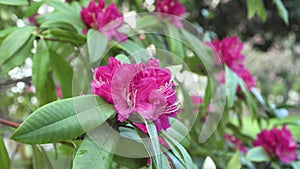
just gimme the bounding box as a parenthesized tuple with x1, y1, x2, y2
(115, 54, 131, 64)
(246, 0, 267, 21)
(238, 78, 258, 118)
(32, 145, 54, 169)
(0, 26, 34, 64)
(11, 95, 115, 144)
(0, 136, 10, 169)
(73, 135, 117, 169)
(2, 36, 34, 73)
(32, 40, 56, 105)
(0, 0, 28, 5)
(49, 28, 86, 45)
(36, 12, 86, 30)
(165, 151, 185, 169)
(225, 66, 239, 108)
(40, 21, 77, 32)
(226, 151, 241, 169)
(112, 40, 152, 63)
(181, 30, 214, 71)
(166, 23, 185, 59)
(50, 51, 73, 98)
(246, 147, 270, 162)
(273, 0, 289, 25)
(87, 30, 108, 63)
(135, 15, 159, 30)
(24, 1, 43, 17)
(137, 120, 171, 169)
(162, 132, 194, 169)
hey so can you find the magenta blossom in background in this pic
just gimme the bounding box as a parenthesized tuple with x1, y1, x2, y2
(155, 0, 187, 28)
(253, 125, 298, 164)
(80, 0, 126, 41)
(206, 36, 256, 90)
(206, 36, 244, 69)
(91, 57, 179, 131)
(224, 134, 247, 154)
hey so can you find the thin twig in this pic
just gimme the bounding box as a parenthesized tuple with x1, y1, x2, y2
(0, 118, 20, 128)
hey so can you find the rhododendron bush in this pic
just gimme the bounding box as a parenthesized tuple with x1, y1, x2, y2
(0, 0, 299, 169)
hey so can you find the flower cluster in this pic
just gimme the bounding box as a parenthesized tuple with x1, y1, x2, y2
(80, 0, 126, 41)
(91, 57, 179, 131)
(253, 125, 298, 164)
(155, 0, 186, 28)
(224, 134, 247, 154)
(206, 36, 256, 90)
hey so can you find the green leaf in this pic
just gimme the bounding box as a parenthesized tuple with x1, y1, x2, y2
(246, 147, 271, 162)
(11, 95, 115, 144)
(165, 118, 190, 147)
(32, 40, 56, 105)
(87, 30, 108, 63)
(0, 27, 19, 44)
(0, 135, 10, 169)
(49, 28, 86, 45)
(113, 155, 147, 169)
(226, 151, 241, 169)
(73, 135, 117, 169)
(115, 54, 131, 64)
(32, 145, 54, 169)
(50, 51, 73, 98)
(2, 36, 34, 73)
(181, 29, 214, 71)
(0, 0, 28, 6)
(135, 15, 159, 30)
(0, 26, 34, 64)
(36, 12, 86, 30)
(24, 1, 43, 17)
(238, 78, 258, 118)
(225, 66, 239, 108)
(112, 40, 152, 63)
(292, 161, 300, 169)
(162, 132, 194, 169)
(166, 23, 185, 59)
(137, 119, 171, 169)
(40, 21, 77, 32)
(165, 151, 185, 169)
(273, 0, 289, 25)
(246, 0, 267, 22)
(46, 0, 76, 14)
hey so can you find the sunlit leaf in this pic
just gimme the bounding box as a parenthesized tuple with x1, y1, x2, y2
(226, 151, 241, 169)
(0, 0, 28, 6)
(32, 145, 54, 169)
(11, 95, 115, 144)
(0, 135, 10, 169)
(273, 0, 289, 25)
(0, 26, 34, 64)
(73, 135, 117, 169)
(246, 147, 270, 162)
(87, 30, 108, 63)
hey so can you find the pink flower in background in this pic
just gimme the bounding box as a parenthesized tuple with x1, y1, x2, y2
(91, 57, 179, 131)
(155, 0, 187, 28)
(80, 0, 127, 41)
(28, 14, 39, 26)
(206, 36, 244, 69)
(224, 134, 247, 154)
(56, 86, 62, 98)
(253, 125, 298, 164)
(206, 36, 256, 90)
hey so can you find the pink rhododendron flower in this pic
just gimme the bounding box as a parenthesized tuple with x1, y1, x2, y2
(56, 86, 62, 98)
(155, 0, 187, 28)
(91, 57, 179, 131)
(224, 134, 247, 154)
(80, 0, 127, 41)
(206, 36, 256, 90)
(253, 125, 298, 164)
(28, 14, 39, 26)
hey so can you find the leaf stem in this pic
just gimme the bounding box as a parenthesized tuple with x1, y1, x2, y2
(0, 118, 20, 128)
